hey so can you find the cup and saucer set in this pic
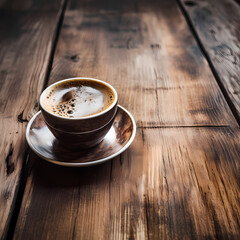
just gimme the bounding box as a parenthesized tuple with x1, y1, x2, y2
(26, 78, 136, 167)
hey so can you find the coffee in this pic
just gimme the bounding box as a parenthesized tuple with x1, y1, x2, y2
(42, 80, 115, 118)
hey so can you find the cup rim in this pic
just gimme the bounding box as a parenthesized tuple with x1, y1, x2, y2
(40, 77, 118, 120)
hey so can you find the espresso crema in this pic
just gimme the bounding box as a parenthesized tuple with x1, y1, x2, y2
(42, 80, 115, 118)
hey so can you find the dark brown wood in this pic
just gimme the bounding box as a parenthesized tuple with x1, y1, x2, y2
(14, 127, 240, 239)
(48, 0, 237, 127)
(0, 1, 63, 239)
(0, 0, 61, 11)
(179, 0, 240, 124)
(13, 0, 240, 239)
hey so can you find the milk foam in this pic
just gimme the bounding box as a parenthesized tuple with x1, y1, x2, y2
(43, 80, 114, 118)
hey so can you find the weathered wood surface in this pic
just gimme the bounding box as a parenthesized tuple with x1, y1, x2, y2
(0, 0, 63, 238)
(179, 0, 240, 123)
(48, 0, 237, 127)
(0, 0, 60, 11)
(14, 127, 240, 239)
(13, 0, 240, 239)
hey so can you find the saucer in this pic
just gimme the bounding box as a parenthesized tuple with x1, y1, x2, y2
(26, 105, 136, 167)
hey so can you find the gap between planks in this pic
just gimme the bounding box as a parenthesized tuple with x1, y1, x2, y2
(41, 0, 69, 93)
(176, 0, 240, 127)
(7, 0, 240, 239)
(4, 1, 68, 240)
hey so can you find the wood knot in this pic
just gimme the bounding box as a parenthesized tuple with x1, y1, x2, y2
(5, 144, 15, 176)
(18, 111, 28, 123)
(151, 43, 160, 49)
(4, 191, 11, 200)
(70, 54, 80, 62)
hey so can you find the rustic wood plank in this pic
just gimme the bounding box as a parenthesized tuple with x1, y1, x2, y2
(13, 0, 240, 239)
(0, 0, 61, 11)
(0, 2, 64, 239)
(14, 127, 240, 239)
(48, 0, 237, 127)
(179, 0, 240, 124)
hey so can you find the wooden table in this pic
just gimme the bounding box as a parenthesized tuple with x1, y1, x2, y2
(1, 0, 240, 239)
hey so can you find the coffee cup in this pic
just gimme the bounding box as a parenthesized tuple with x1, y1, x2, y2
(39, 77, 118, 149)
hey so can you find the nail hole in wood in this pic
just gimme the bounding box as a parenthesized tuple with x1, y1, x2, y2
(184, 1, 196, 7)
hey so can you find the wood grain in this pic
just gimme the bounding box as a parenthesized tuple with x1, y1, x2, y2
(14, 127, 240, 239)
(12, 0, 240, 239)
(0, 0, 61, 11)
(179, 0, 240, 123)
(48, 0, 237, 127)
(0, 1, 63, 238)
